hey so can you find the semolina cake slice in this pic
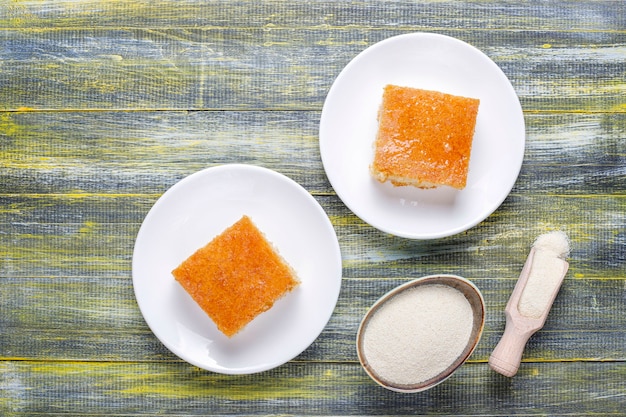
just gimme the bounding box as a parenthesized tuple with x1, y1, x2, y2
(172, 215, 299, 337)
(371, 85, 480, 190)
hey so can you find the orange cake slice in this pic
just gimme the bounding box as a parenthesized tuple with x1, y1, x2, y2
(172, 215, 299, 337)
(371, 85, 480, 190)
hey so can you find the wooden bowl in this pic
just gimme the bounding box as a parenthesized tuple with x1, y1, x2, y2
(356, 274, 485, 392)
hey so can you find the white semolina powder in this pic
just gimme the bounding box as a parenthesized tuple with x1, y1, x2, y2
(518, 231, 570, 319)
(361, 284, 474, 386)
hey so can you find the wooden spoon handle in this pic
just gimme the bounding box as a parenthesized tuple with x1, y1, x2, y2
(488, 319, 535, 377)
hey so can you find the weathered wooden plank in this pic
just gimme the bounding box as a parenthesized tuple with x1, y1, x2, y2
(0, 110, 325, 194)
(1, 111, 624, 195)
(1, 262, 624, 335)
(1, 272, 624, 336)
(1, 192, 624, 277)
(1, 194, 624, 278)
(2, 324, 625, 366)
(2, 0, 624, 32)
(0, 275, 624, 362)
(1, 28, 624, 111)
(0, 361, 624, 415)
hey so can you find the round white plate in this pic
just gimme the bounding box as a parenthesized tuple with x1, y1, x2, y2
(319, 33, 525, 239)
(132, 164, 342, 374)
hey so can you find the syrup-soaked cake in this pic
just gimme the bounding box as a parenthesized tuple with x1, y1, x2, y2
(172, 215, 299, 337)
(371, 85, 480, 190)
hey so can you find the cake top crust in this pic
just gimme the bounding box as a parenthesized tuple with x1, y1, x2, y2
(172, 215, 299, 337)
(371, 85, 480, 189)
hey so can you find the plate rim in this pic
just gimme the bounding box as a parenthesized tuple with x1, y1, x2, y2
(319, 32, 525, 239)
(132, 163, 343, 374)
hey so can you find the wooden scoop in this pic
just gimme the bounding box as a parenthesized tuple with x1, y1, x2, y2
(489, 247, 569, 377)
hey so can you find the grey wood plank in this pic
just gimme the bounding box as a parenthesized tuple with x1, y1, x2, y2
(1, 273, 624, 361)
(1, 111, 624, 195)
(1, 29, 624, 111)
(1, 194, 624, 278)
(0, 361, 624, 415)
(2, 0, 624, 32)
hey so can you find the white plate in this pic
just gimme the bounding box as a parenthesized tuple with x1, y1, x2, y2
(132, 164, 342, 374)
(319, 33, 525, 239)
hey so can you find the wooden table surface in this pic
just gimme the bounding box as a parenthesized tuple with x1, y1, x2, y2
(1, 1, 625, 415)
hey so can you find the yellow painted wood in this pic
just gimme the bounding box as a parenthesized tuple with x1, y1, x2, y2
(1, 0, 624, 415)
